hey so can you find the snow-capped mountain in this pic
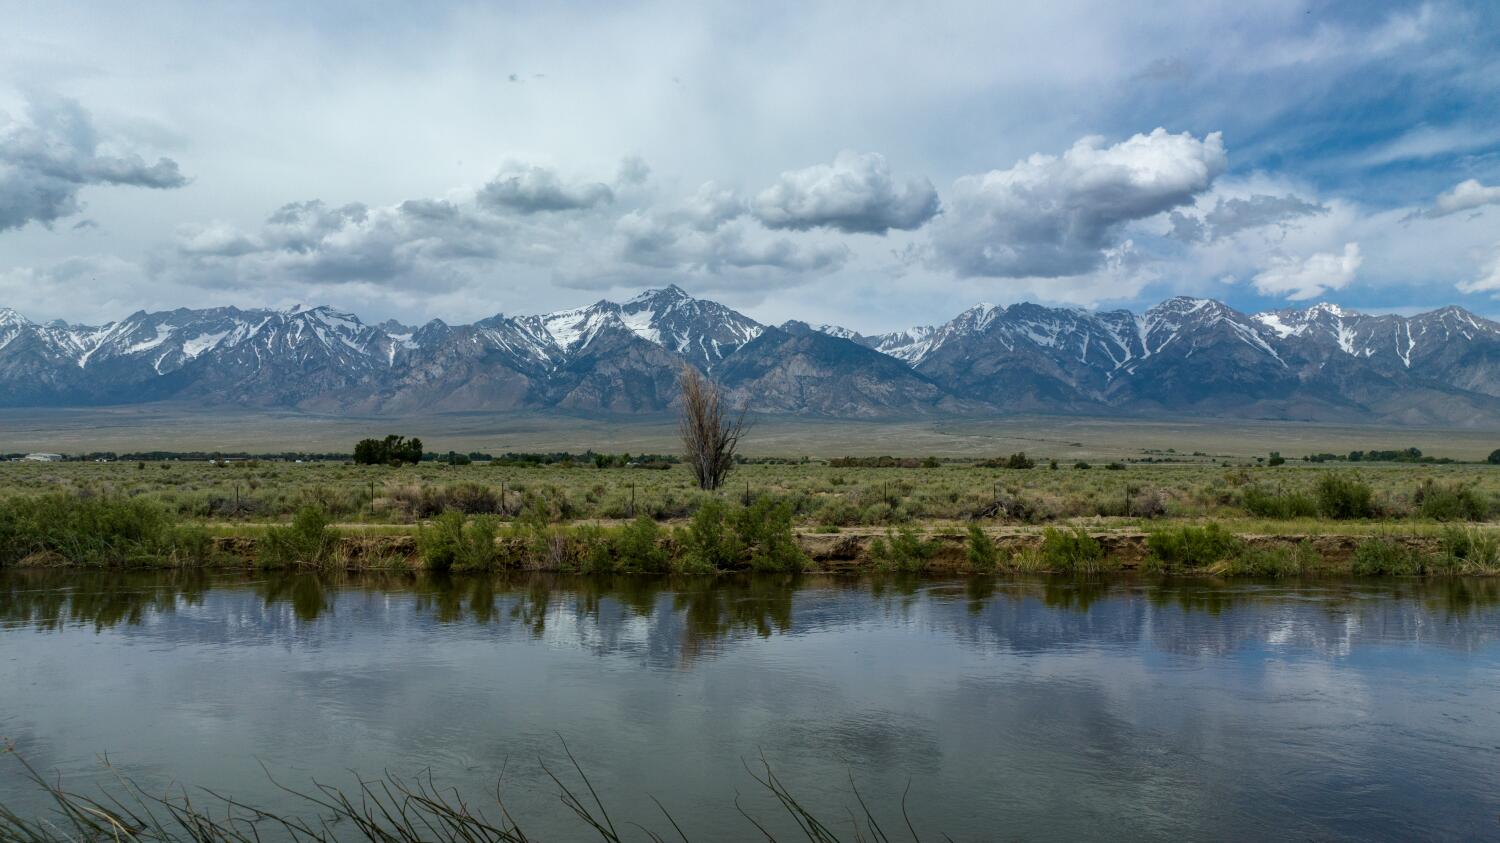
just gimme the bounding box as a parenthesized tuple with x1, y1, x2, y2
(4, 291, 1500, 424)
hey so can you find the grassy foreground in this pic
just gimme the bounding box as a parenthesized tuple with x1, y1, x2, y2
(1, 489, 1499, 577)
(0, 742, 916, 842)
(5, 460, 1500, 575)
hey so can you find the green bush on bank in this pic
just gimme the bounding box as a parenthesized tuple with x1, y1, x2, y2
(1351, 538, 1427, 576)
(870, 526, 937, 572)
(261, 506, 339, 567)
(419, 510, 499, 573)
(1214, 544, 1316, 578)
(678, 496, 806, 572)
(1145, 523, 1241, 571)
(965, 524, 1001, 571)
(1440, 525, 1500, 573)
(0, 493, 210, 567)
(1038, 526, 1107, 573)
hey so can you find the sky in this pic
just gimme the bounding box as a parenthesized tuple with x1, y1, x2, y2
(1, 0, 1498, 333)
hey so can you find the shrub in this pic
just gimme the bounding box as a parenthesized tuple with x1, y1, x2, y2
(731, 497, 806, 572)
(869, 526, 936, 572)
(1414, 481, 1489, 522)
(678, 498, 744, 570)
(618, 515, 671, 572)
(1315, 474, 1377, 519)
(1351, 538, 1423, 576)
(1241, 485, 1318, 519)
(1073, 461, 1091, 470)
(965, 524, 1000, 571)
(1146, 523, 1241, 570)
(1105, 462, 1125, 471)
(1440, 526, 1500, 573)
(261, 506, 339, 566)
(443, 483, 502, 515)
(1038, 526, 1105, 573)
(972, 493, 1045, 523)
(418, 511, 499, 573)
(1127, 488, 1168, 519)
(1219, 545, 1311, 578)
(0, 494, 207, 567)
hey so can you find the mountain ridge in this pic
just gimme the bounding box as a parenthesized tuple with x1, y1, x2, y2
(4, 287, 1500, 426)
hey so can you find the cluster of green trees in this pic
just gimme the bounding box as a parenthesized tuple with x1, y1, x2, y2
(1302, 448, 1456, 464)
(353, 435, 424, 466)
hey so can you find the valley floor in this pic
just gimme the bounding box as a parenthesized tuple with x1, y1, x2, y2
(5, 406, 1500, 458)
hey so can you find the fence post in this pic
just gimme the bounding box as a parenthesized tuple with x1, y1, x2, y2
(630, 483, 636, 518)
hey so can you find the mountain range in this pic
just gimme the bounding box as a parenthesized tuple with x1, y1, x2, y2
(3, 286, 1500, 426)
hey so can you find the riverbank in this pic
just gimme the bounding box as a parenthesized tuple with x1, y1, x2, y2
(4, 514, 1493, 577)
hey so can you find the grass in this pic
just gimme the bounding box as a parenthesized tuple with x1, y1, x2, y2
(0, 741, 926, 842)
(965, 523, 1001, 571)
(419, 510, 500, 572)
(0, 494, 210, 567)
(1209, 544, 1319, 578)
(1145, 523, 1242, 571)
(1036, 526, 1108, 574)
(259, 506, 339, 567)
(869, 526, 937, 572)
(5, 459, 1500, 575)
(3, 456, 1500, 529)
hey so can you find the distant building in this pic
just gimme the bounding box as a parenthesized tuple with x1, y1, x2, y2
(23, 453, 64, 462)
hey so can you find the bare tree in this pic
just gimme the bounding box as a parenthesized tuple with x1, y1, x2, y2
(678, 366, 746, 491)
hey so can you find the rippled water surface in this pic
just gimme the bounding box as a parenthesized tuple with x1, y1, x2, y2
(2, 571, 1499, 840)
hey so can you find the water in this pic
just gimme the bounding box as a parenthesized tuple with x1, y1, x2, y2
(2, 570, 1499, 840)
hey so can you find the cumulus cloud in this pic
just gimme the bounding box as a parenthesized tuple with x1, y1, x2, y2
(164, 154, 855, 296)
(1169, 193, 1326, 242)
(1420, 179, 1500, 219)
(1252, 242, 1361, 300)
(933, 128, 1226, 278)
(0, 92, 187, 232)
(170, 197, 509, 289)
(614, 212, 846, 275)
(751, 151, 939, 234)
(476, 162, 614, 213)
(1455, 246, 1500, 297)
(681, 181, 745, 231)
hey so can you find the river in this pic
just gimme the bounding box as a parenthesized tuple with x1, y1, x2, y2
(2, 570, 1498, 840)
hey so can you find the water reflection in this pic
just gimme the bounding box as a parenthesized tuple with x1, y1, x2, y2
(3, 569, 1499, 659)
(3, 569, 1499, 840)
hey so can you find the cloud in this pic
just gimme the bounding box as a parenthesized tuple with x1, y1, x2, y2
(170, 197, 509, 289)
(1420, 179, 1500, 219)
(614, 212, 847, 275)
(681, 181, 745, 231)
(1357, 124, 1500, 168)
(1169, 193, 1326, 243)
(0, 92, 187, 232)
(616, 155, 651, 186)
(1455, 246, 1500, 297)
(476, 162, 614, 213)
(933, 128, 1226, 278)
(1252, 243, 1361, 300)
(751, 151, 939, 234)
